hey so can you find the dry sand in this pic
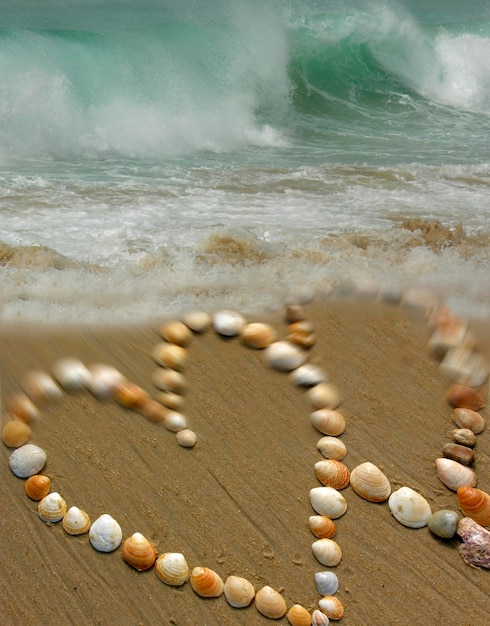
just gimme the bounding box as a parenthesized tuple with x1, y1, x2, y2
(0, 299, 489, 625)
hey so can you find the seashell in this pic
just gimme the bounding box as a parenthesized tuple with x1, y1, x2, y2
(176, 429, 197, 448)
(137, 399, 168, 423)
(446, 384, 484, 410)
(442, 442, 474, 466)
(427, 509, 460, 539)
(2, 419, 31, 448)
(452, 408, 485, 434)
(6, 393, 40, 423)
(309, 515, 336, 539)
(151, 369, 186, 394)
(307, 383, 341, 410)
(212, 310, 246, 337)
(311, 609, 330, 626)
(457, 486, 490, 526)
(113, 379, 149, 408)
(428, 315, 472, 359)
(9, 443, 47, 478)
(310, 487, 347, 519)
(452, 428, 476, 447)
(25, 474, 51, 501)
(224, 575, 255, 608)
(160, 321, 192, 346)
(318, 596, 344, 621)
(388, 487, 432, 528)
(263, 341, 308, 372)
(312, 538, 342, 567)
(440, 347, 488, 387)
(62, 506, 91, 535)
(316, 436, 347, 460)
(89, 514, 123, 552)
(350, 462, 391, 502)
(21, 370, 63, 405)
(121, 532, 157, 571)
(52, 357, 91, 391)
(314, 571, 339, 597)
(310, 410, 346, 437)
(151, 343, 188, 371)
(38, 492, 67, 523)
(314, 460, 350, 490)
(285, 304, 305, 323)
(435, 458, 476, 492)
(290, 364, 328, 388)
(164, 412, 187, 432)
(288, 330, 316, 349)
(87, 364, 125, 399)
(156, 391, 185, 411)
(190, 566, 224, 598)
(287, 603, 312, 626)
(240, 322, 277, 349)
(181, 310, 212, 333)
(255, 585, 287, 619)
(457, 517, 490, 569)
(155, 552, 189, 586)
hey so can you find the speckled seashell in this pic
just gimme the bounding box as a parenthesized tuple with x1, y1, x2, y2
(212, 310, 246, 337)
(441, 347, 488, 387)
(290, 364, 328, 388)
(310, 409, 346, 437)
(137, 399, 168, 423)
(314, 460, 350, 490)
(350, 462, 391, 502)
(224, 575, 255, 608)
(164, 411, 188, 432)
(318, 596, 344, 621)
(89, 514, 123, 552)
(160, 321, 193, 346)
(255, 585, 287, 619)
(151, 343, 188, 371)
(316, 436, 347, 460)
(176, 429, 197, 448)
(309, 515, 336, 539)
(307, 383, 341, 410)
(38, 492, 67, 523)
(442, 443, 474, 466)
(122, 532, 157, 571)
(87, 364, 125, 399)
(452, 408, 485, 434)
(62, 506, 91, 535)
(452, 428, 476, 447)
(113, 379, 149, 408)
(263, 341, 308, 372)
(310, 487, 347, 519)
(21, 370, 63, 405)
(6, 393, 41, 423)
(314, 571, 339, 597)
(457, 517, 490, 569)
(25, 474, 51, 501)
(388, 487, 432, 528)
(427, 509, 460, 539)
(181, 311, 212, 333)
(312, 538, 342, 567)
(457, 486, 490, 526)
(152, 369, 186, 394)
(240, 322, 277, 349)
(190, 566, 224, 597)
(155, 552, 189, 586)
(52, 357, 91, 391)
(435, 458, 477, 492)
(311, 609, 330, 626)
(447, 384, 484, 410)
(156, 391, 185, 411)
(2, 419, 31, 448)
(287, 603, 312, 626)
(9, 444, 47, 478)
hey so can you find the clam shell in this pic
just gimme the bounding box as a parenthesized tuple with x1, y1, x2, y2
(314, 571, 339, 596)
(310, 409, 346, 437)
(113, 380, 149, 408)
(314, 460, 350, 490)
(181, 310, 212, 333)
(311, 609, 330, 626)
(457, 486, 490, 526)
(152, 369, 186, 394)
(6, 393, 40, 423)
(137, 399, 168, 423)
(255, 585, 287, 619)
(285, 304, 306, 322)
(164, 411, 188, 432)
(428, 316, 470, 358)
(446, 384, 484, 410)
(307, 383, 341, 410)
(435, 457, 477, 492)
(309, 515, 336, 539)
(263, 341, 308, 371)
(25, 474, 51, 501)
(388, 487, 432, 528)
(21, 370, 63, 405)
(310, 487, 347, 519)
(160, 321, 192, 346)
(212, 310, 246, 337)
(224, 575, 255, 608)
(288, 330, 316, 349)
(190, 566, 224, 597)
(457, 517, 490, 568)
(156, 391, 185, 411)
(312, 538, 342, 567)
(155, 552, 189, 586)
(52, 357, 91, 391)
(89, 514, 123, 552)
(316, 437, 347, 460)
(176, 429, 197, 448)
(9, 444, 47, 478)
(350, 462, 391, 502)
(318, 596, 344, 621)
(87, 364, 125, 399)
(287, 603, 312, 626)
(452, 428, 476, 447)
(441, 347, 488, 387)
(442, 442, 474, 466)
(427, 509, 460, 539)
(151, 343, 188, 371)
(240, 322, 277, 349)
(290, 364, 328, 388)
(2, 419, 31, 448)
(452, 408, 485, 434)
(38, 492, 67, 523)
(62, 506, 91, 535)
(122, 532, 157, 571)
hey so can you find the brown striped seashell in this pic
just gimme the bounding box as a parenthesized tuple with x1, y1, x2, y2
(310, 486, 347, 519)
(314, 459, 350, 490)
(122, 532, 157, 571)
(312, 538, 342, 567)
(350, 462, 391, 502)
(160, 321, 193, 346)
(176, 429, 197, 448)
(452, 428, 476, 447)
(307, 383, 341, 410)
(6, 393, 40, 424)
(190, 567, 224, 598)
(38, 492, 67, 523)
(310, 409, 346, 436)
(318, 596, 344, 621)
(62, 506, 91, 535)
(137, 399, 168, 423)
(453, 408, 485, 434)
(155, 552, 189, 586)
(309, 515, 336, 539)
(21, 370, 63, 405)
(151, 343, 188, 371)
(446, 384, 484, 410)
(181, 310, 212, 333)
(87, 364, 125, 399)
(25, 474, 51, 501)
(224, 575, 255, 608)
(2, 419, 31, 448)
(457, 486, 490, 526)
(311, 609, 330, 626)
(317, 436, 347, 460)
(113, 379, 149, 408)
(240, 322, 277, 349)
(442, 443, 474, 466)
(152, 368, 186, 394)
(287, 604, 312, 626)
(435, 458, 477, 492)
(156, 391, 185, 411)
(255, 585, 287, 619)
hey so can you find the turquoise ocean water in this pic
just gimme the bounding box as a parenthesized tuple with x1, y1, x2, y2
(1, 0, 489, 322)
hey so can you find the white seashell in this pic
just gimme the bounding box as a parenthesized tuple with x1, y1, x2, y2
(9, 444, 47, 478)
(435, 458, 477, 492)
(388, 487, 432, 528)
(164, 411, 188, 432)
(181, 310, 212, 333)
(311, 609, 330, 626)
(310, 487, 347, 519)
(452, 408, 485, 434)
(290, 364, 328, 387)
(176, 429, 197, 448)
(38, 492, 67, 523)
(307, 383, 341, 410)
(312, 538, 342, 567)
(255, 585, 287, 619)
(224, 575, 255, 608)
(62, 506, 91, 535)
(87, 364, 125, 399)
(318, 596, 344, 620)
(152, 369, 186, 394)
(350, 461, 391, 502)
(263, 341, 308, 372)
(21, 370, 63, 405)
(314, 571, 339, 596)
(52, 358, 91, 391)
(89, 514, 123, 552)
(155, 552, 189, 586)
(316, 436, 347, 460)
(440, 347, 489, 387)
(310, 409, 346, 436)
(212, 310, 246, 337)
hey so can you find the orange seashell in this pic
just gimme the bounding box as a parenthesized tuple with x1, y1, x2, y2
(457, 486, 490, 527)
(287, 603, 312, 626)
(152, 343, 188, 370)
(447, 384, 484, 410)
(453, 408, 485, 434)
(2, 419, 31, 448)
(122, 532, 157, 571)
(137, 399, 168, 423)
(6, 393, 40, 424)
(160, 321, 193, 346)
(240, 323, 277, 349)
(309, 515, 336, 539)
(113, 380, 149, 408)
(25, 474, 51, 500)
(21, 370, 62, 405)
(152, 368, 186, 394)
(318, 595, 345, 621)
(224, 575, 255, 608)
(255, 586, 287, 619)
(314, 459, 350, 490)
(190, 566, 224, 598)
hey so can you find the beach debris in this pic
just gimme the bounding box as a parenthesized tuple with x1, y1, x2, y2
(316, 436, 347, 461)
(452, 408, 485, 434)
(307, 383, 341, 410)
(190, 566, 224, 598)
(435, 458, 477, 492)
(239, 322, 276, 349)
(287, 603, 312, 626)
(155, 552, 189, 586)
(176, 428, 197, 448)
(21, 370, 63, 405)
(2, 419, 31, 448)
(446, 384, 484, 410)
(318, 595, 344, 620)
(151, 342, 188, 370)
(310, 487, 347, 519)
(38, 492, 67, 523)
(311, 609, 330, 625)
(263, 340, 308, 371)
(254, 585, 287, 619)
(388, 487, 432, 528)
(89, 514, 122, 552)
(312, 538, 342, 567)
(427, 510, 460, 539)
(62, 506, 91, 536)
(121, 532, 157, 571)
(457, 486, 490, 527)
(24, 474, 51, 501)
(160, 320, 193, 346)
(314, 571, 339, 597)
(349, 462, 391, 503)
(290, 364, 328, 388)
(441, 442, 474, 466)
(212, 309, 246, 337)
(310, 409, 346, 436)
(457, 517, 490, 569)
(452, 428, 476, 447)
(9, 443, 46, 478)
(181, 310, 212, 334)
(223, 575, 255, 608)
(52, 357, 91, 391)
(314, 459, 350, 490)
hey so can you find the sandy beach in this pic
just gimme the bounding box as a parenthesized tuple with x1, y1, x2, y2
(1, 298, 489, 625)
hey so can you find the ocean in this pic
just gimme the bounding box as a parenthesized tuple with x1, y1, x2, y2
(1, 0, 489, 323)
